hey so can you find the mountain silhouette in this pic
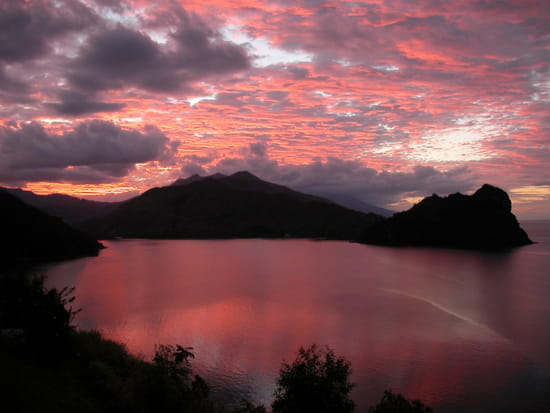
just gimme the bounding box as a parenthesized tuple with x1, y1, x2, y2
(359, 184, 532, 249)
(172, 171, 333, 202)
(0, 189, 103, 262)
(171, 172, 227, 186)
(82, 171, 383, 239)
(2, 178, 532, 250)
(2, 187, 118, 226)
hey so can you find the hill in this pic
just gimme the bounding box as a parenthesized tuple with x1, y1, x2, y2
(173, 174, 393, 216)
(2, 187, 119, 226)
(359, 184, 532, 249)
(82, 171, 383, 240)
(0, 189, 103, 263)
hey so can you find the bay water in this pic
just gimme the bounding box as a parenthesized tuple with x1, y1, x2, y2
(43, 221, 550, 412)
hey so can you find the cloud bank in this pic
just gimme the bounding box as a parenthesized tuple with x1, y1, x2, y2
(0, 120, 177, 185)
(180, 142, 475, 208)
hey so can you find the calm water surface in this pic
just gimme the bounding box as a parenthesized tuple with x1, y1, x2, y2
(44, 221, 550, 412)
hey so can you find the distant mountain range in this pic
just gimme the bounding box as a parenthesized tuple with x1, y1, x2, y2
(359, 184, 532, 249)
(2, 173, 392, 224)
(2, 187, 118, 226)
(81, 171, 382, 240)
(2, 173, 532, 252)
(0, 189, 103, 263)
(304, 191, 394, 217)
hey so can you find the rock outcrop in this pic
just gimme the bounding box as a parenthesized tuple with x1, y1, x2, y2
(359, 184, 532, 249)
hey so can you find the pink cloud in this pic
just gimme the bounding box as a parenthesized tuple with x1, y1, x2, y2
(0, 0, 548, 217)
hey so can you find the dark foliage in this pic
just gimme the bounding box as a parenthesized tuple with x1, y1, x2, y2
(0, 273, 78, 358)
(272, 344, 355, 413)
(0, 273, 216, 413)
(369, 390, 433, 413)
(153, 344, 195, 377)
(232, 400, 267, 413)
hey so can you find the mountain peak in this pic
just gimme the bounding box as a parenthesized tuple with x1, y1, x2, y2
(473, 183, 511, 212)
(80, 172, 379, 240)
(171, 172, 229, 186)
(209, 173, 227, 180)
(228, 171, 262, 180)
(171, 174, 203, 186)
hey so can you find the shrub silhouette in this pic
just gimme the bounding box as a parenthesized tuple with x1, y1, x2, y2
(369, 390, 433, 413)
(153, 344, 195, 380)
(232, 399, 267, 413)
(0, 273, 79, 359)
(272, 344, 355, 413)
(151, 343, 216, 412)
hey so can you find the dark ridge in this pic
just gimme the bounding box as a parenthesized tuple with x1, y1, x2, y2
(0, 189, 103, 263)
(82, 171, 383, 240)
(359, 184, 532, 249)
(2, 187, 119, 226)
(220, 171, 329, 202)
(172, 172, 394, 213)
(174, 171, 332, 203)
(171, 173, 227, 186)
(171, 174, 204, 186)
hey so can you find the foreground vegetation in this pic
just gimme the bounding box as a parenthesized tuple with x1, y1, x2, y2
(0, 272, 433, 412)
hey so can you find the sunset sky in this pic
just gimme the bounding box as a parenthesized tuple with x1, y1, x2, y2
(1, 0, 549, 218)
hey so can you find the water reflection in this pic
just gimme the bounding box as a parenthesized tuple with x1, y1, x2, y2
(44, 236, 550, 412)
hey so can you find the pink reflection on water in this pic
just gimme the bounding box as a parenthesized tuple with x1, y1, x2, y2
(45, 238, 550, 412)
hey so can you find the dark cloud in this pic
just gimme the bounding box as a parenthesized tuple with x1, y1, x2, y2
(266, 91, 289, 101)
(68, 8, 250, 94)
(184, 154, 217, 164)
(0, 165, 126, 185)
(0, 1, 97, 107)
(0, 120, 178, 184)
(0, 1, 97, 62)
(286, 65, 309, 80)
(182, 162, 207, 177)
(0, 1, 250, 114)
(293, 162, 475, 208)
(0, 67, 29, 94)
(249, 141, 268, 157)
(169, 9, 250, 75)
(182, 149, 475, 209)
(179, 153, 216, 176)
(47, 91, 125, 116)
(92, 0, 125, 12)
(68, 26, 175, 92)
(211, 91, 255, 107)
(471, 0, 549, 14)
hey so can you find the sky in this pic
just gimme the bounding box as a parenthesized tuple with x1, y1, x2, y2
(0, 0, 549, 219)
